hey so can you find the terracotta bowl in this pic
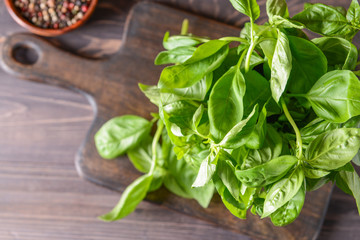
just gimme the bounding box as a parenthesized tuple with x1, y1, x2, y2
(4, 0, 98, 37)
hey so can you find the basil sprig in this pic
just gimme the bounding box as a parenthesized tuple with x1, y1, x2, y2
(95, 0, 360, 227)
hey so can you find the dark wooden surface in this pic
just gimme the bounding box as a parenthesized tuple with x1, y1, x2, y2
(0, 3, 333, 239)
(0, 0, 359, 239)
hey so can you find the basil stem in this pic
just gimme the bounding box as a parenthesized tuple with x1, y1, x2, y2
(281, 98, 303, 159)
(181, 19, 189, 35)
(149, 120, 164, 175)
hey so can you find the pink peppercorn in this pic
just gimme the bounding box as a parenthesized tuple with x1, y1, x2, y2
(81, 5, 88, 12)
(68, 3, 74, 10)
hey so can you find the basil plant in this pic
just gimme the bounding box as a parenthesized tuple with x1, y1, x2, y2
(95, 0, 360, 226)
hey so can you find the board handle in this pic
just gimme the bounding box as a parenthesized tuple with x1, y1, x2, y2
(0, 33, 103, 95)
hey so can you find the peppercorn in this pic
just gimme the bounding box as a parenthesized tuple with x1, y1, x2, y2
(13, 0, 91, 29)
(81, 4, 87, 12)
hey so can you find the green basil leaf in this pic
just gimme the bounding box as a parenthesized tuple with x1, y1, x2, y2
(245, 104, 267, 149)
(215, 174, 256, 219)
(192, 105, 210, 137)
(229, 0, 260, 20)
(192, 154, 216, 188)
(271, 16, 304, 29)
(243, 71, 275, 116)
(148, 167, 166, 193)
(160, 106, 188, 147)
(306, 175, 332, 192)
(164, 175, 192, 198)
(260, 39, 277, 68)
(95, 115, 152, 159)
(252, 198, 265, 216)
(173, 145, 190, 160)
(158, 40, 229, 89)
(300, 118, 339, 144)
(127, 137, 160, 173)
(217, 154, 242, 200)
(213, 47, 242, 81)
(236, 155, 298, 187)
(293, 3, 358, 39)
(164, 147, 214, 207)
(353, 151, 360, 166)
(266, 0, 289, 19)
(342, 115, 360, 128)
(163, 32, 203, 50)
(161, 73, 213, 102)
(306, 70, 360, 123)
(209, 66, 246, 142)
(303, 165, 330, 179)
(184, 146, 210, 169)
(240, 185, 257, 208)
(155, 46, 196, 65)
(138, 84, 160, 106)
(241, 22, 277, 41)
(237, 44, 248, 55)
(243, 125, 283, 169)
(192, 104, 205, 132)
(287, 36, 327, 94)
(163, 147, 194, 199)
(270, 30, 292, 103)
(219, 105, 259, 149)
(335, 168, 360, 215)
(262, 60, 271, 79)
(305, 128, 360, 170)
(262, 166, 304, 218)
(335, 172, 353, 196)
(161, 132, 192, 197)
(99, 174, 153, 221)
(161, 128, 172, 159)
(159, 89, 184, 106)
(213, 175, 247, 219)
(127, 137, 165, 193)
(282, 28, 309, 40)
(163, 100, 199, 135)
(216, 165, 241, 200)
(333, 6, 347, 16)
(334, 162, 355, 172)
(293, 3, 347, 34)
(231, 146, 249, 167)
(270, 184, 305, 226)
(312, 37, 358, 70)
(347, 0, 360, 26)
(336, 27, 358, 45)
(303, 3, 346, 17)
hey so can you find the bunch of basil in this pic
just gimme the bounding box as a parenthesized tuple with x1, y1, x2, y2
(95, 0, 360, 226)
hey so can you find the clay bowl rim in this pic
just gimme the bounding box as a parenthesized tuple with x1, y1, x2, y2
(4, 0, 98, 37)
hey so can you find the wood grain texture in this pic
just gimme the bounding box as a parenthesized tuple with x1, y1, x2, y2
(0, 0, 359, 239)
(0, 2, 334, 239)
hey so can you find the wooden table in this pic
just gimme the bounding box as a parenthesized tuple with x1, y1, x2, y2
(0, 0, 359, 239)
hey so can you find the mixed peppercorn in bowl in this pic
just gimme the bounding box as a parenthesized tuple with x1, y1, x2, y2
(5, 0, 98, 36)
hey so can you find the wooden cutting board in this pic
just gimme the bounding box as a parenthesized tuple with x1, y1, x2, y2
(0, 2, 332, 239)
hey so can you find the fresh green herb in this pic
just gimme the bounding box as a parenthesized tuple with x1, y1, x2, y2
(95, 0, 360, 226)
